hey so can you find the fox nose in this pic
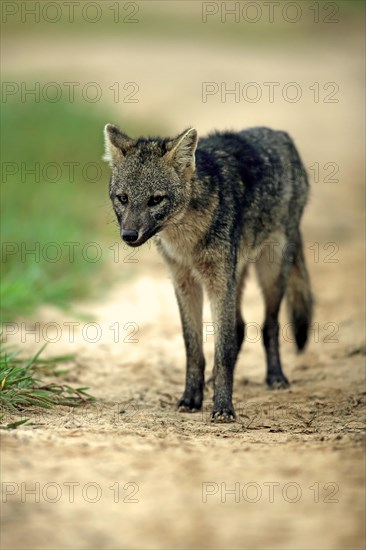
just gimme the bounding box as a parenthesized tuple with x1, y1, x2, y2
(121, 229, 139, 243)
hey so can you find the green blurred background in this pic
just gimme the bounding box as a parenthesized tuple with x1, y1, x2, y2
(1, 0, 364, 321)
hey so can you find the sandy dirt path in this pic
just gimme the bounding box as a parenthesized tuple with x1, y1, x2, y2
(1, 28, 365, 549)
(1, 241, 365, 549)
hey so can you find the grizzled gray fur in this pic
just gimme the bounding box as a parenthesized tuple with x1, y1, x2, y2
(104, 124, 313, 422)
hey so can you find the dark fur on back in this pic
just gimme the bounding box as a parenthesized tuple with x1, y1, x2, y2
(194, 128, 308, 249)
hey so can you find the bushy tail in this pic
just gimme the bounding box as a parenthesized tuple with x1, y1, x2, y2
(286, 234, 313, 351)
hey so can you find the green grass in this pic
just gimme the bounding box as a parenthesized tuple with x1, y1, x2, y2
(0, 340, 94, 428)
(1, 97, 141, 321)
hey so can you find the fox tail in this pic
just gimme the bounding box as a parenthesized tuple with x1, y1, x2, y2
(286, 233, 313, 351)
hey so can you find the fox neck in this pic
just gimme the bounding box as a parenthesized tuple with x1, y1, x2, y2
(157, 173, 218, 263)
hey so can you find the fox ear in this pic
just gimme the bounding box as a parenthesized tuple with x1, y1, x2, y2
(103, 123, 133, 166)
(166, 128, 198, 173)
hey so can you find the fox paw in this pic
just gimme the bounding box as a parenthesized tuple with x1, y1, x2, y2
(266, 374, 290, 389)
(177, 393, 202, 412)
(211, 407, 236, 423)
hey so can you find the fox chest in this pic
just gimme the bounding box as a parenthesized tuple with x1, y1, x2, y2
(155, 232, 196, 267)
(155, 232, 227, 286)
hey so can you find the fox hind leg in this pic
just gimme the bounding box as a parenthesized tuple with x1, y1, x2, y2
(235, 264, 248, 359)
(255, 233, 292, 389)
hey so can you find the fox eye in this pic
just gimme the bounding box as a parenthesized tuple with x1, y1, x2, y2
(116, 193, 128, 205)
(148, 195, 165, 207)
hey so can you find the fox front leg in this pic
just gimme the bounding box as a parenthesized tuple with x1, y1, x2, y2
(208, 274, 238, 422)
(169, 264, 205, 412)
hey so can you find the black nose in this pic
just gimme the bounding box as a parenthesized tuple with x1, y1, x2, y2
(122, 229, 139, 243)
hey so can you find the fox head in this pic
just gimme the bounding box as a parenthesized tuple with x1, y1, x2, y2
(104, 124, 198, 247)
